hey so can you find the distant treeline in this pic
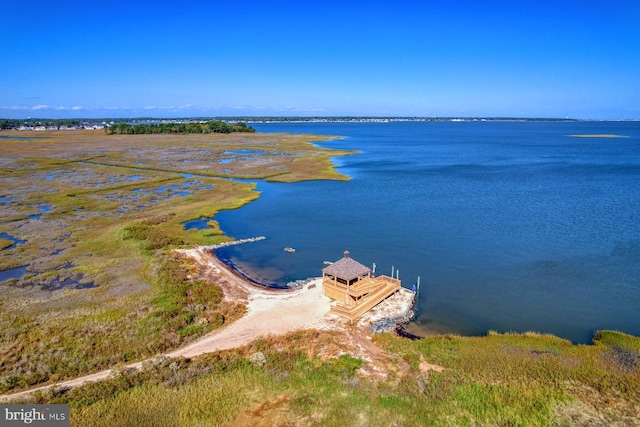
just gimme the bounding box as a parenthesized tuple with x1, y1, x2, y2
(105, 121, 255, 135)
(0, 119, 86, 130)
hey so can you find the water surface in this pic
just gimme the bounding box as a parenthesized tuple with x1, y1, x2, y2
(214, 121, 640, 343)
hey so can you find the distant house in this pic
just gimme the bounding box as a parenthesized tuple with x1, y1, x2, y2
(322, 250, 401, 321)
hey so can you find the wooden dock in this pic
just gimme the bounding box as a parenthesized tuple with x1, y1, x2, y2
(323, 275, 401, 321)
(321, 250, 403, 321)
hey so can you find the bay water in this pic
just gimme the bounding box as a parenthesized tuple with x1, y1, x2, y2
(215, 121, 640, 343)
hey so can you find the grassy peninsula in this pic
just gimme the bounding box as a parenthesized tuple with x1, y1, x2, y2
(1, 130, 638, 426)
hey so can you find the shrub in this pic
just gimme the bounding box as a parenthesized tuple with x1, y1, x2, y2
(123, 224, 184, 253)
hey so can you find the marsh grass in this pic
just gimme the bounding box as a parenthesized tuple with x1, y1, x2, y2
(0, 130, 346, 394)
(0, 238, 13, 250)
(374, 331, 640, 425)
(16, 329, 638, 426)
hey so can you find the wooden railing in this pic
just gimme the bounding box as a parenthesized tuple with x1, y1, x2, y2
(324, 275, 401, 321)
(323, 275, 400, 300)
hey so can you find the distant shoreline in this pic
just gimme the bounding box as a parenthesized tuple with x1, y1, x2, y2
(3, 117, 640, 131)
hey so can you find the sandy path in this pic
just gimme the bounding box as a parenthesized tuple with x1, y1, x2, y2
(1, 248, 415, 402)
(168, 278, 332, 358)
(0, 249, 337, 402)
(169, 248, 338, 360)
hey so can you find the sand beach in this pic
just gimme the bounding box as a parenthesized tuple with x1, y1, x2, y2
(0, 247, 415, 402)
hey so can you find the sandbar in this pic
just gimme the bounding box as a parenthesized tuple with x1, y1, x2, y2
(567, 134, 629, 138)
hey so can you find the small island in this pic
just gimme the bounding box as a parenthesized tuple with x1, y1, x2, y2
(567, 133, 630, 138)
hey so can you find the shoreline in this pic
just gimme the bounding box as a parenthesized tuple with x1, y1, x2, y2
(214, 249, 292, 290)
(188, 246, 417, 328)
(208, 246, 418, 332)
(0, 246, 416, 402)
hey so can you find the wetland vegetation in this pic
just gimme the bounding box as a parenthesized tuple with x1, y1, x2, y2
(1, 129, 638, 425)
(18, 330, 640, 426)
(0, 129, 352, 394)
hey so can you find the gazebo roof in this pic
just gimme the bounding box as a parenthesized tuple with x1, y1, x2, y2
(322, 250, 370, 281)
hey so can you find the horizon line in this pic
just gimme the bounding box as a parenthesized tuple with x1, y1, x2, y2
(3, 115, 640, 122)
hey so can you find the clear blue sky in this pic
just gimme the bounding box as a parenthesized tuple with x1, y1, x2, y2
(2, 1, 639, 119)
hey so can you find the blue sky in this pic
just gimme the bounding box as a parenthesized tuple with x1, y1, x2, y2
(1, 1, 639, 119)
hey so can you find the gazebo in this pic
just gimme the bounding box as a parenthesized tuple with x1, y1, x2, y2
(322, 250, 401, 321)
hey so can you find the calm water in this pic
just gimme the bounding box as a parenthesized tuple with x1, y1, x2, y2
(215, 121, 640, 343)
